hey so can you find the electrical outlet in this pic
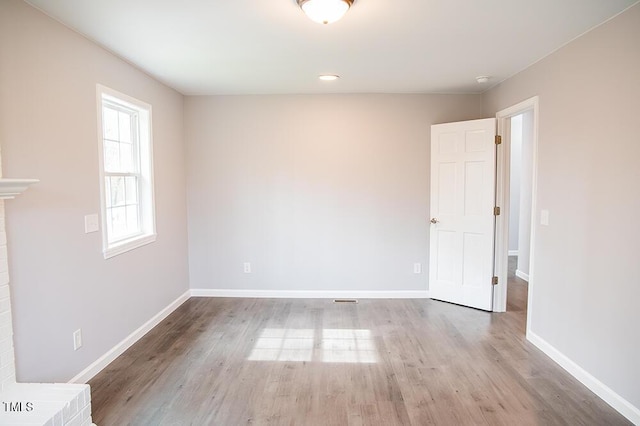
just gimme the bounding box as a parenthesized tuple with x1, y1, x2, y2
(73, 329, 82, 351)
(243, 262, 251, 273)
(413, 263, 422, 274)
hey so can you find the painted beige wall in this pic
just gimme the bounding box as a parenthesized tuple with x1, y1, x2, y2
(185, 94, 482, 293)
(0, 0, 189, 382)
(508, 114, 522, 253)
(484, 3, 640, 410)
(517, 110, 534, 277)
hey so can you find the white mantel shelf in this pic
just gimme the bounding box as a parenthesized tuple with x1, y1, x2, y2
(0, 178, 39, 199)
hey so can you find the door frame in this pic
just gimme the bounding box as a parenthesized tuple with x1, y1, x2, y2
(493, 96, 539, 330)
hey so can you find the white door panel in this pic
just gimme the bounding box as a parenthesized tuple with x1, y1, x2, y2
(429, 119, 496, 311)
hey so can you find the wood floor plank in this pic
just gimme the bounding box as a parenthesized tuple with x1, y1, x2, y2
(89, 266, 631, 425)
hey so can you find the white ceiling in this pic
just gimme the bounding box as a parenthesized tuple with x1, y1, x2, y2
(24, 0, 638, 95)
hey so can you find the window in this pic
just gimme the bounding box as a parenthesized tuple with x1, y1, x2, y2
(97, 85, 156, 258)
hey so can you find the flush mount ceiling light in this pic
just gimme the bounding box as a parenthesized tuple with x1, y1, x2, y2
(476, 75, 491, 84)
(319, 74, 340, 81)
(297, 0, 355, 25)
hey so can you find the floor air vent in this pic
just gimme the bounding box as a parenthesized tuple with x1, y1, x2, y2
(333, 299, 358, 304)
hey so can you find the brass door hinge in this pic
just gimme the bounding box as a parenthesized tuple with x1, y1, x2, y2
(494, 206, 501, 216)
(495, 135, 502, 145)
(492, 276, 499, 285)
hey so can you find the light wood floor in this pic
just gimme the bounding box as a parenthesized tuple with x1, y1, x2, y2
(89, 260, 630, 425)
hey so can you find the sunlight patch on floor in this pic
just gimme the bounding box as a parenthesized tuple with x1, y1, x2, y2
(248, 328, 377, 363)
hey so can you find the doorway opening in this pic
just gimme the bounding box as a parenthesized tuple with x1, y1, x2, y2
(507, 112, 533, 311)
(493, 97, 539, 334)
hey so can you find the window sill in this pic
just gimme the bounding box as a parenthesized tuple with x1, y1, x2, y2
(103, 233, 156, 259)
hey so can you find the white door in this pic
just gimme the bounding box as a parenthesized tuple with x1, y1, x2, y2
(429, 118, 496, 311)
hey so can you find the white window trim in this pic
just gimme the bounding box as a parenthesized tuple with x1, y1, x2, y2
(96, 84, 157, 259)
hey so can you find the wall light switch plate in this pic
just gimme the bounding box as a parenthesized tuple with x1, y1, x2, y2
(84, 214, 99, 233)
(540, 210, 550, 226)
(413, 263, 422, 274)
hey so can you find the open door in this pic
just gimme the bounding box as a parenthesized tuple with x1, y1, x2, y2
(429, 118, 496, 311)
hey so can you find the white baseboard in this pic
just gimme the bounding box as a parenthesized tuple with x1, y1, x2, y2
(527, 330, 640, 425)
(508, 250, 519, 256)
(190, 289, 430, 299)
(69, 290, 191, 384)
(515, 269, 529, 282)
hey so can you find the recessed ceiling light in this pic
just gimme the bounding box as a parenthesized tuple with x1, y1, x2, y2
(297, 0, 355, 25)
(476, 76, 491, 84)
(319, 74, 340, 81)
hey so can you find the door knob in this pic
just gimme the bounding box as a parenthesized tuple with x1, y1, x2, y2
(430, 218, 439, 224)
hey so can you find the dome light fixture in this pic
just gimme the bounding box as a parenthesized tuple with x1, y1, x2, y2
(297, 0, 355, 25)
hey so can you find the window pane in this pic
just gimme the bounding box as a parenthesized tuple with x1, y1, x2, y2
(119, 111, 132, 143)
(120, 143, 133, 173)
(103, 107, 119, 141)
(126, 205, 140, 233)
(104, 140, 120, 172)
(125, 176, 138, 204)
(105, 177, 112, 208)
(109, 206, 127, 240)
(106, 208, 114, 237)
(110, 176, 125, 207)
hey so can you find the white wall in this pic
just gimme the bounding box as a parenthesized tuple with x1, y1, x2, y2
(186, 95, 482, 294)
(0, 0, 189, 382)
(508, 114, 522, 254)
(484, 2, 640, 415)
(516, 110, 534, 277)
